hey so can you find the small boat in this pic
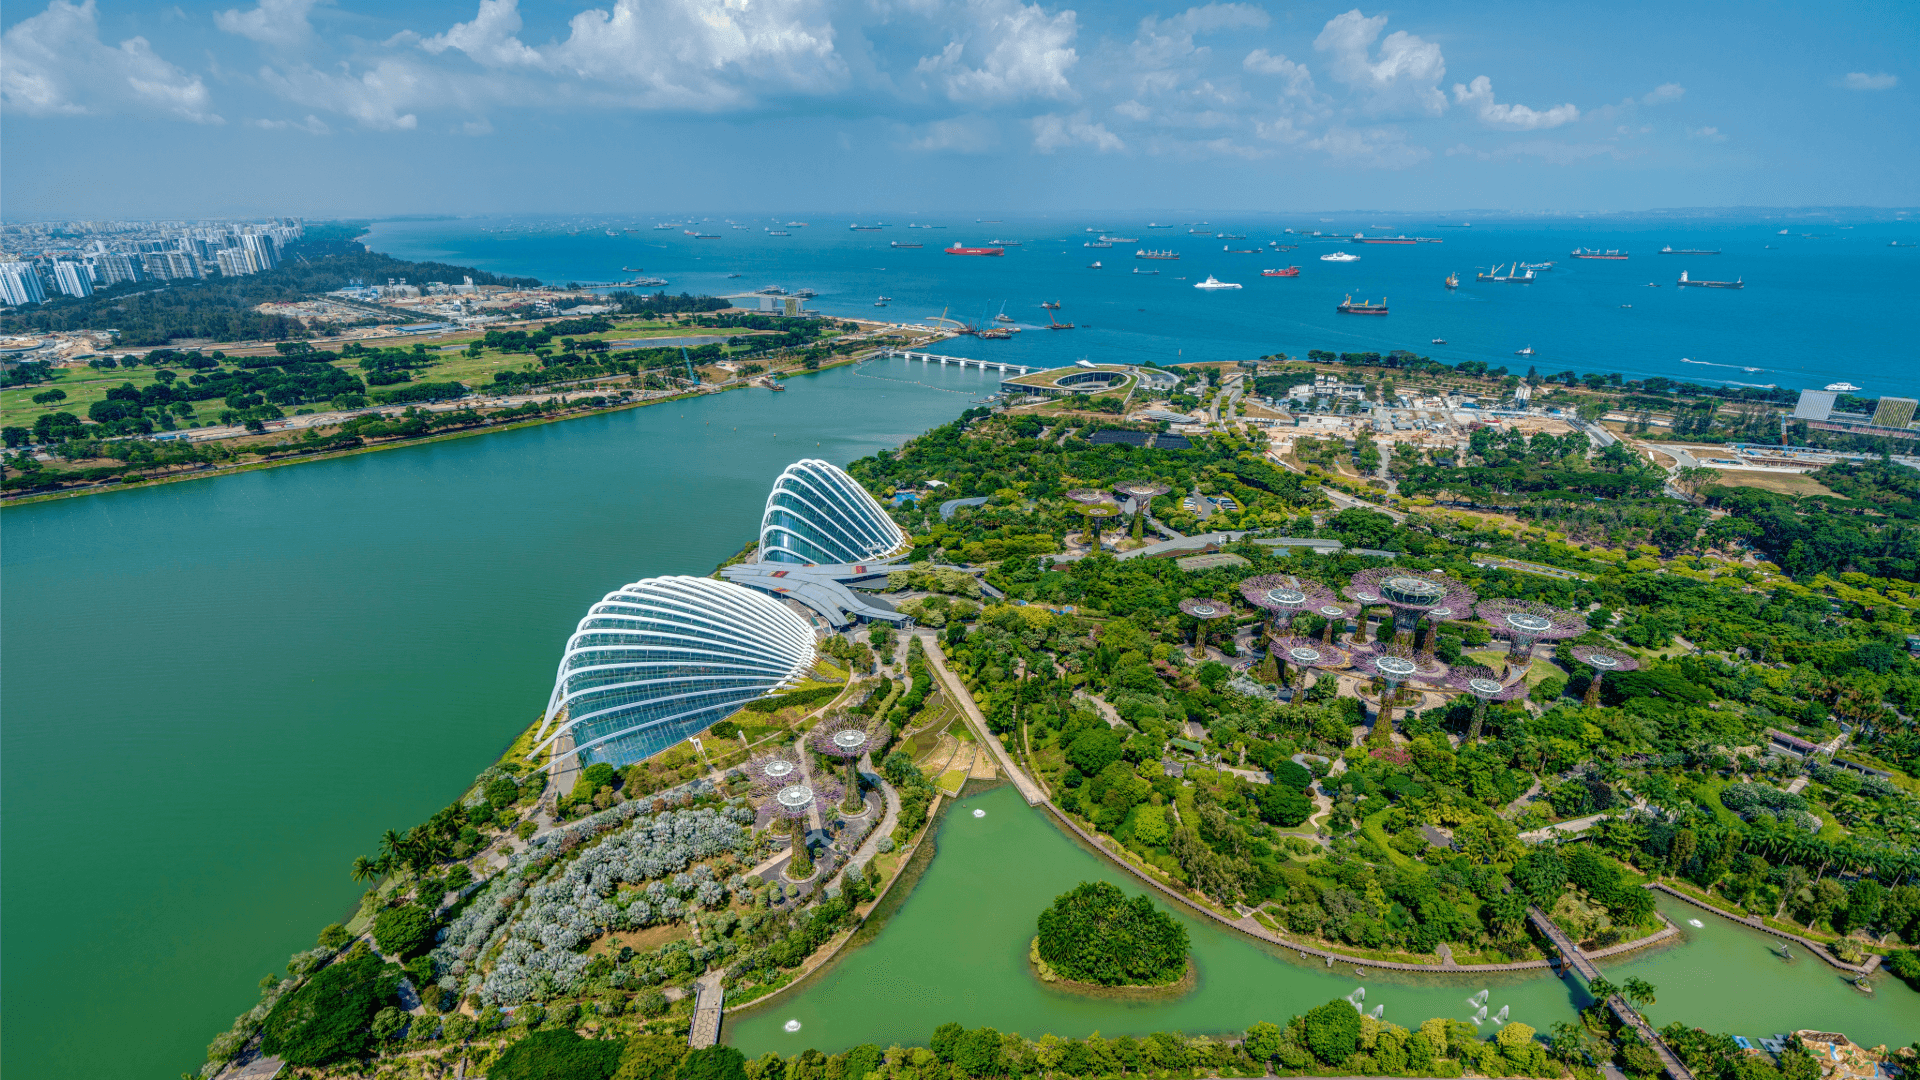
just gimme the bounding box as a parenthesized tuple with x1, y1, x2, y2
(877, 295, 893, 302)
(1431, 338, 1446, 345)
(1337, 295, 1387, 314)
(994, 303, 1014, 323)
(1515, 346, 1535, 356)
(1194, 275, 1242, 290)
(726, 273, 742, 278)
(1824, 381, 1861, 391)
(1647, 282, 1661, 287)
(1320, 251, 1360, 262)
(1132, 268, 1159, 275)
(622, 267, 647, 272)
(1444, 272, 1459, 289)
(787, 222, 808, 227)
(1778, 228, 1790, 235)
(1088, 260, 1103, 268)
(1223, 246, 1257, 253)
(1262, 266, 1301, 277)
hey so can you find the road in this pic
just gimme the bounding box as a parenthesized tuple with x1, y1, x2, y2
(916, 631, 1045, 805)
(1321, 486, 1406, 523)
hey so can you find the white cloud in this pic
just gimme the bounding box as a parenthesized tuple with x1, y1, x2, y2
(1451, 75, 1576, 129)
(417, 0, 844, 111)
(1131, 4, 1268, 69)
(215, 0, 324, 49)
(459, 118, 492, 135)
(1641, 82, 1684, 104)
(1112, 98, 1153, 121)
(1312, 9, 1444, 116)
(1030, 109, 1122, 152)
(1688, 125, 1727, 142)
(249, 113, 329, 133)
(1243, 48, 1313, 98)
(257, 60, 425, 129)
(1842, 72, 1898, 91)
(918, 0, 1079, 104)
(1306, 123, 1428, 167)
(908, 114, 998, 152)
(1, 0, 221, 122)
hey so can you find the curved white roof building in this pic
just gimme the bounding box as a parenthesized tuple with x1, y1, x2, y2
(758, 458, 911, 565)
(534, 576, 816, 767)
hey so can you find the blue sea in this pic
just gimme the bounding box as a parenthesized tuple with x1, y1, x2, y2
(361, 214, 1920, 401)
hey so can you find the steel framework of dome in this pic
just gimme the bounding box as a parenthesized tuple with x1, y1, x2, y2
(534, 576, 818, 768)
(1475, 599, 1588, 660)
(759, 458, 911, 566)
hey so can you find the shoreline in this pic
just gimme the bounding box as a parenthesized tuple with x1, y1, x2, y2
(1, 348, 892, 510)
(1030, 938, 1198, 998)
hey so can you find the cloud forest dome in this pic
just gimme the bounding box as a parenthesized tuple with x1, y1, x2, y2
(758, 458, 910, 566)
(533, 576, 816, 767)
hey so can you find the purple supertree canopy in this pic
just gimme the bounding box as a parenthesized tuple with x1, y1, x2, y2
(1447, 663, 1530, 702)
(1349, 568, 1477, 618)
(1066, 489, 1114, 505)
(745, 748, 803, 796)
(1476, 599, 1588, 646)
(1112, 481, 1171, 501)
(1351, 642, 1436, 684)
(770, 776, 843, 818)
(1239, 575, 1335, 619)
(809, 714, 877, 759)
(1570, 644, 1640, 675)
(1271, 635, 1346, 669)
(1179, 597, 1232, 622)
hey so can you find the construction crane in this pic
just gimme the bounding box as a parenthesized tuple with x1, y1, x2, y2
(1045, 301, 1074, 330)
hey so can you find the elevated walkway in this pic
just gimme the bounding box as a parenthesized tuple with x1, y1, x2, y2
(1528, 907, 1694, 1080)
(720, 562, 912, 628)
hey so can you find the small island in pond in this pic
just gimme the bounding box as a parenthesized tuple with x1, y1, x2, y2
(1032, 881, 1193, 992)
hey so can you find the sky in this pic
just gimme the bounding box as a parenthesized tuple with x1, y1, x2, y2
(1, 0, 1914, 218)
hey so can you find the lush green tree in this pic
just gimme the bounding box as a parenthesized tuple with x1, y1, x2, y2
(1034, 881, 1189, 986)
(1302, 999, 1362, 1064)
(675, 1045, 748, 1080)
(490, 1029, 625, 1080)
(371, 1006, 408, 1043)
(1243, 1021, 1284, 1061)
(317, 923, 351, 950)
(372, 905, 435, 958)
(258, 945, 399, 1066)
(1257, 783, 1314, 827)
(1066, 729, 1124, 776)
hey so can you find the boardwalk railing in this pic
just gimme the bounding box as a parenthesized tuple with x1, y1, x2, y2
(1528, 907, 1695, 1080)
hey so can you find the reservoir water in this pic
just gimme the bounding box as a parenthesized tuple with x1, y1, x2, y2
(728, 785, 1920, 1056)
(363, 215, 1920, 400)
(0, 360, 999, 1080)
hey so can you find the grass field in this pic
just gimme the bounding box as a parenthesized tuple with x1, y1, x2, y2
(1, 316, 782, 431)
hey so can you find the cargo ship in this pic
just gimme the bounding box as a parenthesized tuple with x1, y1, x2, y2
(1223, 245, 1258, 253)
(1571, 248, 1629, 259)
(1262, 266, 1301, 277)
(946, 243, 1005, 256)
(1101, 235, 1140, 243)
(1476, 263, 1535, 282)
(1136, 249, 1180, 259)
(850, 223, 884, 230)
(1337, 295, 1388, 315)
(1352, 233, 1416, 244)
(890, 241, 923, 248)
(1676, 271, 1743, 289)
(1659, 246, 1721, 254)
(989, 239, 1022, 247)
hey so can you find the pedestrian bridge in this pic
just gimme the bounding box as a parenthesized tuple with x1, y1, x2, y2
(884, 349, 1032, 375)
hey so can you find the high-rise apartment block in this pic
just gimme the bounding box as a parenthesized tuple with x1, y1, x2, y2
(0, 261, 49, 305)
(52, 261, 94, 299)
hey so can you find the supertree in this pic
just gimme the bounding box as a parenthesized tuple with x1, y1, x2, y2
(1476, 599, 1588, 669)
(769, 772, 843, 882)
(1270, 634, 1346, 691)
(808, 713, 878, 814)
(1078, 503, 1121, 549)
(1447, 664, 1530, 744)
(744, 747, 802, 794)
(1313, 601, 1356, 646)
(1569, 644, 1639, 707)
(1065, 488, 1113, 505)
(1352, 642, 1444, 739)
(1240, 576, 1336, 640)
(1349, 568, 1476, 658)
(1179, 596, 1232, 660)
(1112, 481, 1171, 505)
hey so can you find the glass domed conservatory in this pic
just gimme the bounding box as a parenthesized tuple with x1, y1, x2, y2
(759, 459, 911, 566)
(533, 576, 816, 767)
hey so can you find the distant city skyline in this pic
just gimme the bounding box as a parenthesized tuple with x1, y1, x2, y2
(1, 0, 1913, 217)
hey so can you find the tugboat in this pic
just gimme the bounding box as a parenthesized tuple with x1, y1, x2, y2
(1444, 272, 1459, 289)
(1337, 295, 1388, 315)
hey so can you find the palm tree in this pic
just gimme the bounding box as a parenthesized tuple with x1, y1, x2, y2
(1585, 976, 1618, 1005)
(1622, 977, 1657, 1009)
(379, 828, 405, 863)
(350, 855, 379, 882)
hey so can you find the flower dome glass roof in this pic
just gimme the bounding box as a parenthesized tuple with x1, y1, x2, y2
(759, 458, 910, 566)
(534, 576, 816, 767)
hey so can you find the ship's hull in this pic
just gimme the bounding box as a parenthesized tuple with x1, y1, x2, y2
(945, 247, 1005, 256)
(1337, 305, 1388, 315)
(1571, 251, 1628, 259)
(1262, 268, 1300, 277)
(1677, 280, 1743, 288)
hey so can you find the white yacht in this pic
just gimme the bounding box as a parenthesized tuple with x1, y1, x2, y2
(1194, 275, 1242, 290)
(1320, 251, 1361, 262)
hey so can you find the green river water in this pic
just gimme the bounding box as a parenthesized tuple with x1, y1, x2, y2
(728, 785, 1920, 1055)
(1, 359, 1912, 1079)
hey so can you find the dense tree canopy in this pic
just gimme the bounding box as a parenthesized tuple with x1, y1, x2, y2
(1034, 881, 1190, 986)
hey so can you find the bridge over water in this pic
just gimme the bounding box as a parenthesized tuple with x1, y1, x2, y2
(1528, 907, 1695, 1080)
(882, 348, 1034, 375)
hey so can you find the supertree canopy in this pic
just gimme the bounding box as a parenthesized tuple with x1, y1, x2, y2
(1179, 597, 1233, 659)
(1349, 568, 1477, 656)
(1112, 481, 1171, 503)
(1447, 663, 1529, 743)
(1270, 634, 1345, 689)
(745, 747, 803, 795)
(769, 775, 841, 881)
(1569, 645, 1640, 706)
(1312, 601, 1355, 646)
(808, 713, 878, 813)
(1066, 489, 1114, 504)
(1352, 642, 1444, 737)
(1239, 576, 1336, 633)
(1476, 599, 1588, 663)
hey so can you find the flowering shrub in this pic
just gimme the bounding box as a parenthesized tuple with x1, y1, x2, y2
(433, 781, 758, 1005)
